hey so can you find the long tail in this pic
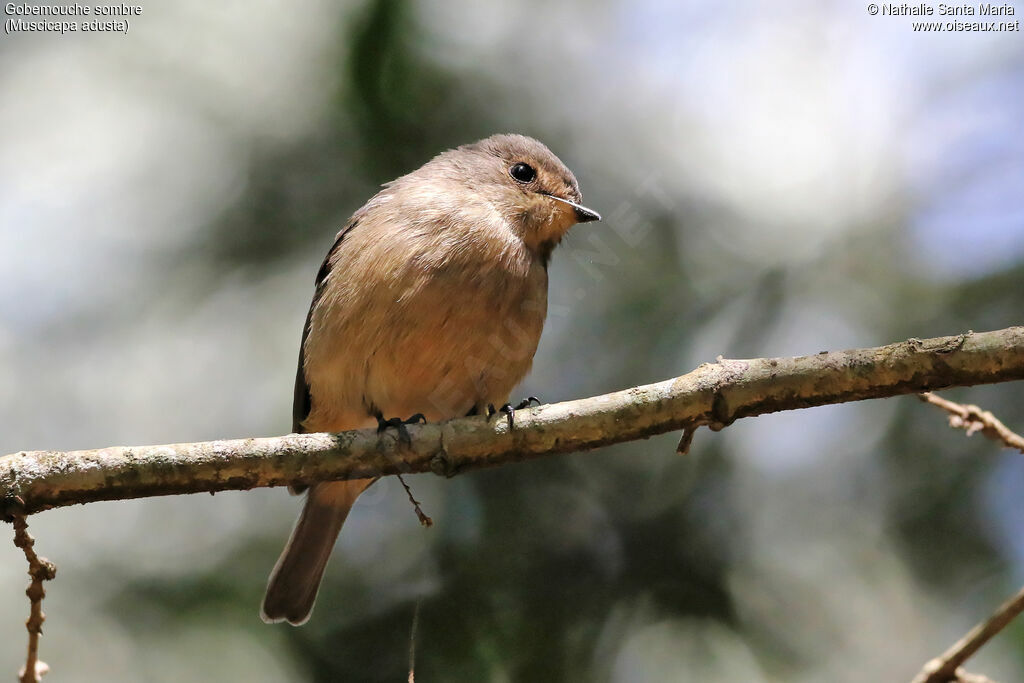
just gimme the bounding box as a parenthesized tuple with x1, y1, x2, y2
(261, 479, 374, 625)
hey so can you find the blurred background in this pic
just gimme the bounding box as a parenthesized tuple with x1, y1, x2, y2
(2, 0, 1023, 680)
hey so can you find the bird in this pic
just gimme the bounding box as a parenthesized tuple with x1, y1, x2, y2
(260, 133, 601, 625)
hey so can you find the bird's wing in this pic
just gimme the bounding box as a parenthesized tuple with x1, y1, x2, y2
(292, 217, 361, 434)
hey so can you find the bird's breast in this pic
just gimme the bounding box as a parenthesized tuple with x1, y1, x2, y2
(303, 227, 549, 429)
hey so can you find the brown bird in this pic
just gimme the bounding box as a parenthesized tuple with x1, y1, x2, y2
(260, 133, 601, 625)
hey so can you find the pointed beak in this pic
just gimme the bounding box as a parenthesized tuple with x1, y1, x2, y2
(572, 202, 602, 223)
(547, 195, 602, 224)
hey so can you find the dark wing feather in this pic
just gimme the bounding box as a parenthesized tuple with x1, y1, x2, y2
(292, 218, 360, 434)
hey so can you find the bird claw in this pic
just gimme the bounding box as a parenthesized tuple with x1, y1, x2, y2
(376, 413, 427, 446)
(487, 396, 541, 429)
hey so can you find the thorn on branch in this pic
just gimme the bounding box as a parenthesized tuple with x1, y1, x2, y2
(9, 507, 55, 683)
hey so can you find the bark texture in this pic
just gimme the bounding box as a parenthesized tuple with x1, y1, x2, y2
(2, 327, 1022, 515)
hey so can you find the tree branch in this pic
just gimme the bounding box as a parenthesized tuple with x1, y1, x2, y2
(918, 392, 1024, 454)
(1, 327, 1023, 514)
(9, 506, 55, 683)
(911, 583, 1024, 683)
(910, 394, 1024, 683)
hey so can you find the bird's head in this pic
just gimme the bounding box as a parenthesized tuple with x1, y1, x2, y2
(443, 134, 601, 262)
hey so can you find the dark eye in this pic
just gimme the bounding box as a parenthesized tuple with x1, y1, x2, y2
(509, 162, 536, 183)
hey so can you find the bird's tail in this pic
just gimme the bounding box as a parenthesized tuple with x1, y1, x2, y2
(261, 478, 374, 625)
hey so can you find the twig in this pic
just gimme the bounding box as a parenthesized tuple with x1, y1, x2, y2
(675, 425, 698, 455)
(8, 505, 56, 683)
(911, 584, 1024, 683)
(2, 327, 1024, 513)
(407, 595, 422, 683)
(918, 392, 1024, 454)
(910, 394, 1024, 682)
(954, 672, 997, 683)
(396, 474, 432, 527)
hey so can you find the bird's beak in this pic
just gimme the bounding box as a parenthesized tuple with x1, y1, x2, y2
(547, 195, 602, 224)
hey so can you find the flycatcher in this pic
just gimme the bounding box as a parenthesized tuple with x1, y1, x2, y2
(261, 133, 600, 625)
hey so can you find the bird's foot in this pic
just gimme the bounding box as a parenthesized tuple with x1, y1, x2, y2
(487, 396, 541, 429)
(376, 413, 427, 447)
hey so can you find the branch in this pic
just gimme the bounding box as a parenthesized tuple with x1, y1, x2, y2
(951, 673, 997, 683)
(8, 506, 56, 683)
(919, 392, 1024, 454)
(1, 327, 1023, 514)
(910, 395, 1024, 683)
(911, 584, 1024, 683)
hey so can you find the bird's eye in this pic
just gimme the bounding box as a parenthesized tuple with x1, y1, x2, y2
(509, 162, 536, 183)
